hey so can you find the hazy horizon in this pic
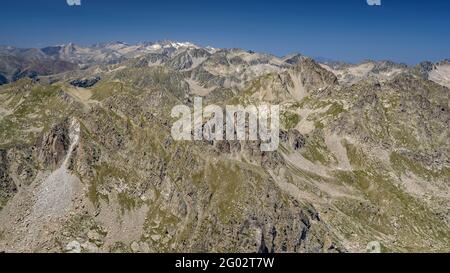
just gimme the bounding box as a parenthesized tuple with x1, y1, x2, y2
(1, 0, 450, 65)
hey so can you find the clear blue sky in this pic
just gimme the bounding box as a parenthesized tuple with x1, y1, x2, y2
(1, 0, 449, 64)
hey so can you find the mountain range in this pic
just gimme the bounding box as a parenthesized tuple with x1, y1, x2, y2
(1, 41, 449, 88)
(0, 41, 448, 253)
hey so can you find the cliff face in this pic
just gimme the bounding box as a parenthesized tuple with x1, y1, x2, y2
(0, 150, 16, 210)
(0, 45, 448, 253)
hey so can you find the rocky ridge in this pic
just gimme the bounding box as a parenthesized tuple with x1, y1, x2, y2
(0, 42, 448, 253)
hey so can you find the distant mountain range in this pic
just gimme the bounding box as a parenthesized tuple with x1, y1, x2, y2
(0, 41, 212, 83)
(1, 41, 449, 89)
